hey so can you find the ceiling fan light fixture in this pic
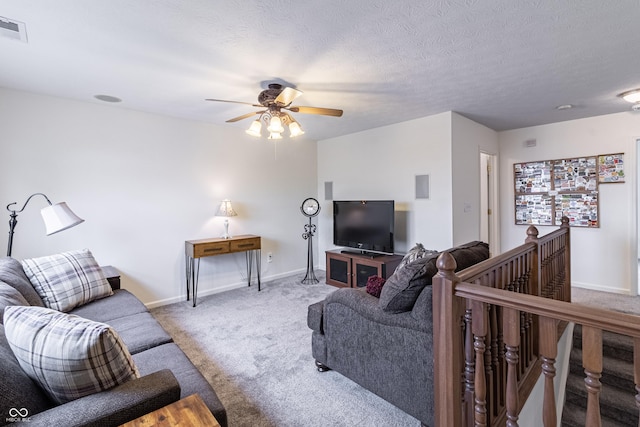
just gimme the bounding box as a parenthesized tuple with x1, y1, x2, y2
(618, 88, 640, 103)
(207, 82, 343, 140)
(267, 116, 284, 134)
(289, 121, 305, 137)
(246, 119, 262, 137)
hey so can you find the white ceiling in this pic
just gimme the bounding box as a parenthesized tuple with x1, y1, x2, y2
(1, 1, 639, 141)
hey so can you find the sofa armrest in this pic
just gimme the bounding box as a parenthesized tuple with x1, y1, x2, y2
(27, 369, 181, 427)
(324, 288, 429, 332)
(307, 300, 325, 333)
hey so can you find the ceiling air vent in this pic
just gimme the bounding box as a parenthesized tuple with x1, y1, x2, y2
(0, 16, 28, 43)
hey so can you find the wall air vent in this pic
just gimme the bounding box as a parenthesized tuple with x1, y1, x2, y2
(0, 16, 28, 43)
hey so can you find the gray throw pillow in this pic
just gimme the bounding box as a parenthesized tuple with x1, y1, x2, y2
(0, 282, 29, 324)
(394, 243, 438, 274)
(0, 257, 44, 307)
(380, 252, 440, 313)
(380, 241, 490, 313)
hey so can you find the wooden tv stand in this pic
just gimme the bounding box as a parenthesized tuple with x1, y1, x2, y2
(325, 249, 402, 288)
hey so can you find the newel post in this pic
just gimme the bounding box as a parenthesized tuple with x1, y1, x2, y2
(525, 225, 541, 297)
(433, 252, 464, 427)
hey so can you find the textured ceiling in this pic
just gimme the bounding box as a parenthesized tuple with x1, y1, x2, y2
(1, 0, 639, 141)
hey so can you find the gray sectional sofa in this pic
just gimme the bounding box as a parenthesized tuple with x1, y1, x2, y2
(308, 241, 489, 426)
(0, 256, 227, 427)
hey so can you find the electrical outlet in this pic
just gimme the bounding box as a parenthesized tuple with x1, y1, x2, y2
(267, 252, 273, 263)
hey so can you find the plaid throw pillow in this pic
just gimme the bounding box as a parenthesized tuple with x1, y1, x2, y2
(21, 249, 113, 312)
(3, 305, 139, 404)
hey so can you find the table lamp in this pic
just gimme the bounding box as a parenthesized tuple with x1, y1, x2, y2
(216, 199, 237, 239)
(6, 193, 84, 256)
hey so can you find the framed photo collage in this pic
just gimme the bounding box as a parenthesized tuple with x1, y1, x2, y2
(514, 153, 624, 228)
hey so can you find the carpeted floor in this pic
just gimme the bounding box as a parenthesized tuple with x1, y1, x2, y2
(150, 272, 421, 427)
(561, 287, 640, 426)
(571, 287, 640, 315)
(150, 274, 640, 427)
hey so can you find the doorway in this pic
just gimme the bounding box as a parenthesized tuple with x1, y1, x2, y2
(480, 152, 499, 255)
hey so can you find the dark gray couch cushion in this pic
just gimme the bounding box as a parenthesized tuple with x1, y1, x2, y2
(133, 343, 227, 427)
(70, 289, 148, 323)
(0, 282, 29, 323)
(0, 324, 53, 420)
(449, 241, 491, 271)
(0, 257, 44, 306)
(380, 241, 489, 313)
(107, 312, 173, 354)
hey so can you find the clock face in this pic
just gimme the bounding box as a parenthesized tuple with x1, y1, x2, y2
(301, 197, 320, 217)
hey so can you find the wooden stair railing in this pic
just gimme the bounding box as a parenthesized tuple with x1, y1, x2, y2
(433, 219, 571, 427)
(451, 281, 640, 427)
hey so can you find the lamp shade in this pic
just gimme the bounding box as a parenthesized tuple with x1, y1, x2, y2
(267, 116, 284, 133)
(289, 121, 305, 137)
(246, 119, 262, 137)
(40, 202, 84, 235)
(215, 199, 237, 217)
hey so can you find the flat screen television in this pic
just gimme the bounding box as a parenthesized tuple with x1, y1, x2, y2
(333, 200, 395, 255)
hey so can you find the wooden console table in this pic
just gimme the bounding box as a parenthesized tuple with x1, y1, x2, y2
(185, 234, 261, 307)
(120, 393, 220, 427)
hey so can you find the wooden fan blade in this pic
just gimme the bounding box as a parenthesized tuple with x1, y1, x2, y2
(288, 106, 343, 117)
(206, 98, 263, 108)
(226, 111, 264, 123)
(275, 87, 303, 106)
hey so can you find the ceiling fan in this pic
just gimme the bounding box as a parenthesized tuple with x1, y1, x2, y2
(206, 83, 343, 139)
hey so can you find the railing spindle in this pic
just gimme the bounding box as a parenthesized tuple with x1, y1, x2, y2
(582, 326, 603, 427)
(473, 300, 489, 426)
(633, 337, 640, 427)
(539, 316, 558, 427)
(504, 307, 520, 427)
(464, 305, 475, 425)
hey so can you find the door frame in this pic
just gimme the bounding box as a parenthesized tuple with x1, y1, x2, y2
(480, 151, 500, 255)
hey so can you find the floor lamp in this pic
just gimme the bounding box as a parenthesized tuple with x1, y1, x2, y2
(6, 193, 84, 256)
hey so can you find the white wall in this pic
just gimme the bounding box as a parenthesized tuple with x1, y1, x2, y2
(499, 112, 640, 295)
(316, 112, 453, 262)
(316, 111, 498, 265)
(451, 113, 499, 247)
(0, 88, 318, 306)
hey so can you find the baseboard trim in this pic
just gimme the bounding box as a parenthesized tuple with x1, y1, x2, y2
(572, 282, 634, 295)
(144, 268, 309, 309)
